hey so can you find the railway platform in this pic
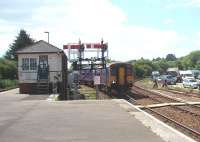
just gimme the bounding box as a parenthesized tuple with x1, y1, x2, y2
(0, 89, 196, 142)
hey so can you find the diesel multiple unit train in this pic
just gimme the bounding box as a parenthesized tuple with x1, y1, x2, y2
(79, 62, 134, 95)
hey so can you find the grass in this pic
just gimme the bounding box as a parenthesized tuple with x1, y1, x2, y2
(141, 77, 152, 83)
(137, 78, 155, 89)
(168, 85, 200, 93)
(79, 85, 97, 99)
(0, 79, 18, 91)
(140, 78, 200, 93)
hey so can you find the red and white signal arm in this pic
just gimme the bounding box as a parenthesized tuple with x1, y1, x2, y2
(94, 76, 100, 85)
(63, 43, 107, 49)
(63, 44, 81, 49)
(86, 43, 103, 48)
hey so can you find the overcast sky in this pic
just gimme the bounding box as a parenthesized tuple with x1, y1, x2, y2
(0, 0, 200, 61)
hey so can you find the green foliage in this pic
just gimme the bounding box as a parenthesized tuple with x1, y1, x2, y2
(134, 64, 145, 77)
(106, 58, 113, 63)
(166, 54, 177, 61)
(152, 57, 162, 61)
(5, 29, 35, 60)
(132, 58, 155, 77)
(0, 58, 17, 79)
(181, 51, 200, 69)
(131, 51, 200, 78)
(0, 29, 35, 89)
(0, 79, 18, 89)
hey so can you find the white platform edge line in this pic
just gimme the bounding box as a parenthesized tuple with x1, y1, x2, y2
(119, 99, 197, 142)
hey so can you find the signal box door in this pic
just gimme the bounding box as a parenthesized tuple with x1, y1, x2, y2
(38, 55, 48, 80)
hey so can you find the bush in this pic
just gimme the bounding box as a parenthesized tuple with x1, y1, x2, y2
(0, 79, 18, 89)
(0, 58, 17, 80)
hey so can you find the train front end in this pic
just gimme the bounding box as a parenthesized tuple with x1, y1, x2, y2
(108, 63, 134, 93)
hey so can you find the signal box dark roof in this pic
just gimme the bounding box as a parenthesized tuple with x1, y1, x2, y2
(16, 40, 63, 54)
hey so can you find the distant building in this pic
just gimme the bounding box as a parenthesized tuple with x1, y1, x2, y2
(167, 67, 179, 73)
(16, 40, 68, 96)
(167, 67, 181, 82)
(151, 71, 160, 80)
(179, 70, 194, 79)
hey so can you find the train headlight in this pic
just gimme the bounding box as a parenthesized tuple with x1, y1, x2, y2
(112, 80, 116, 84)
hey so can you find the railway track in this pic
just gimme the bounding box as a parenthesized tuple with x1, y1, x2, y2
(133, 84, 200, 105)
(145, 107, 200, 140)
(132, 85, 179, 103)
(133, 84, 200, 113)
(164, 88, 200, 98)
(128, 84, 200, 141)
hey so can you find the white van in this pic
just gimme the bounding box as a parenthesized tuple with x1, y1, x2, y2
(179, 70, 194, 80)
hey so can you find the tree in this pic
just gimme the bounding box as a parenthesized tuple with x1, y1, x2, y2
(5, 29, 35, 60)
(166, 54, 177, 61)
(153, 57, 161, 61)
(0, 58, 17, 79)
(132, 58, 156, 78)
(181, 51, 200, 69)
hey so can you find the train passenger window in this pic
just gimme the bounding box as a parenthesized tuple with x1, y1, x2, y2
(111, 67, 117, 75)
(127, 67, 132, 75)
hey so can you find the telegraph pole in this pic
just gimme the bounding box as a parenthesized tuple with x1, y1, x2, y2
(44, 31, 49, 43)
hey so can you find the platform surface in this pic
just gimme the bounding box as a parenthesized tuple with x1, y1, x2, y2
(0, 89, 164, 142)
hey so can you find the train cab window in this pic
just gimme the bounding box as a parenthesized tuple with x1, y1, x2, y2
(111, 67, 117, 75)
(127, 67, 132, 75)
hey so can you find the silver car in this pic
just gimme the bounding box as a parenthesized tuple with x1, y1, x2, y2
(182, 78, 199, 89)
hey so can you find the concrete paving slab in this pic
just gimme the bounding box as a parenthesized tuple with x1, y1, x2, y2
(0, 89, 164, 142)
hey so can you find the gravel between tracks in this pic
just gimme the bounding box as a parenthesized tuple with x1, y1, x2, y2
(152, 106, 200, 132)
(155, 89, 200, 102)
(135, 80, 200, 102)
(146, 106, 200, 141)
(132, 81, 200, 141)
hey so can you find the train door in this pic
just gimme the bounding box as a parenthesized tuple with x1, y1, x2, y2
(118, 66, 126, 85)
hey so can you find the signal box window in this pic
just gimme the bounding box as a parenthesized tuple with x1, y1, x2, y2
(30, 58, 37, 70)
(22, 58, 29, 70)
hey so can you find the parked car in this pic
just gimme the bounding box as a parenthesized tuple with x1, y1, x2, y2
(190, 70, 200, 79)
(159, 75, 176, 85)
(182, 78, 199, 89)
(179, 70, 194, 81)
(196, 74, 200, 80)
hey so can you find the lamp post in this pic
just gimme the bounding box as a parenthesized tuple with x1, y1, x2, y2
(44, 31, 49, 43)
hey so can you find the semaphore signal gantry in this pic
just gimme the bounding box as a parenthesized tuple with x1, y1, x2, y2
(63, 39, 108, 70)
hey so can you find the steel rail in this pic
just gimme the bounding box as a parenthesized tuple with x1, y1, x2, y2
(145, 107, 200, 138)
(132, 84, 200, 117)
(132, 85, 179, 103)
(168, 88, 200, 97)
(126, 94, 200, 139)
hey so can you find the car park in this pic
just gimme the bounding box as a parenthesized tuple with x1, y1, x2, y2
(179, 70, 194, 80)
(182, 78, 200, 89)
(167, 67, 181, 82)
(196, 74, 200, 80)
(151, 71, 160, 80)
(190, 70, 200, 79)
(159, 75, 176, 85)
